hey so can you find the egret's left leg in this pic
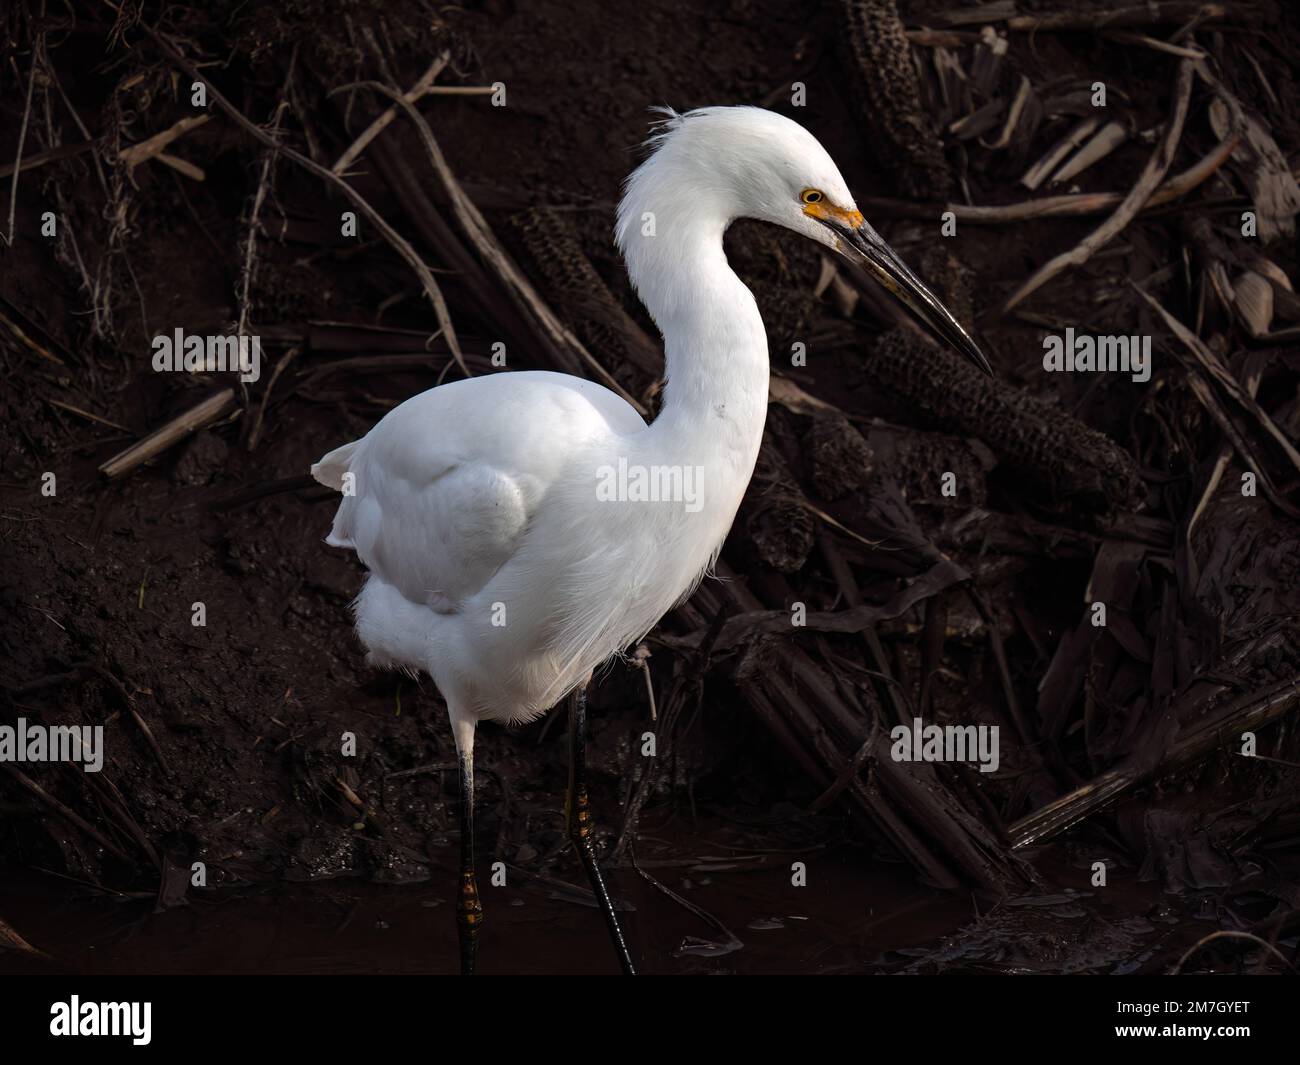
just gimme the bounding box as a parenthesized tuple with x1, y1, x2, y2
(565, 685, 636, 975)
(450, 714, 482, 975)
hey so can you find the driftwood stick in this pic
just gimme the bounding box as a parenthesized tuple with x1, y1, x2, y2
(44, 398, 131, 432)
(863, 132, 1241, 224)
(1002, 57, 1195, 313)
(1021, 117, 1099, 191)
(151, 152, 203, 181)
(117, 114, 209, 175)
(1049, 121, 1130, 186)
(0, 140, 97, 180)
(98, 389, 234, 479)
(0, 304, 69, 366)
(329, 52, 450, 175)
(1004, 3, 1229, 32)
(904, 5, 1227, 38)
(1009, 673, 1300, 848)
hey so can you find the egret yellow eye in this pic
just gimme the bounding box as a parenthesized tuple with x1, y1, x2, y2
(801, 189, 823, 205)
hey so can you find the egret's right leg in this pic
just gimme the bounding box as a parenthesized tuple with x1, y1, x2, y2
(450, 714, 482, 975)
(566, 685, 636, 975)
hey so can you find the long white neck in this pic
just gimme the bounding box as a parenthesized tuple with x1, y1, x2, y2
(620, 196, 771, 511)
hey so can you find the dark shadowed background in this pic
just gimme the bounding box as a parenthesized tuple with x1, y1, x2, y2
(1, 0, 1298, 974)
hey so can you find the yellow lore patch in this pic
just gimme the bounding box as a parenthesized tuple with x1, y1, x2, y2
(803, 200, 864, 229)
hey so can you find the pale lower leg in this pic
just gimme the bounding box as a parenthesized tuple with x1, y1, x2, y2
(451, 716, 481, 975)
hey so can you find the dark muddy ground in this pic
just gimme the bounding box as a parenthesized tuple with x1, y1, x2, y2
(1, 0, 1299, 975)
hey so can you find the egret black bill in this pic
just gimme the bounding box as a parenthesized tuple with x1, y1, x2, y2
(821, 216, 993, 377)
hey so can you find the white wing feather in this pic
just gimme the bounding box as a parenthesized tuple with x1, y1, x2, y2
(312, 371, 656, 713)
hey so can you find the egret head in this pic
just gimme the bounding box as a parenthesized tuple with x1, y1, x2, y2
(618, 106, 991, 375)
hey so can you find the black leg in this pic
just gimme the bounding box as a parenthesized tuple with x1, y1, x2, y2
(456, 750, 482, 975)
(566, 686, 637, 975)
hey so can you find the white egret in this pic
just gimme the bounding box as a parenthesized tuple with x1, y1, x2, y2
(312, 105, 990, 975)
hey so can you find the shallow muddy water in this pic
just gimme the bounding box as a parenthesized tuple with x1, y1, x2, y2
(2, 836, 1227, 975)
